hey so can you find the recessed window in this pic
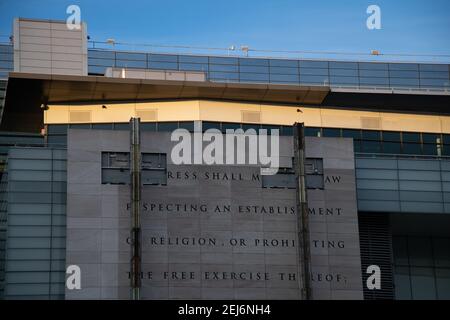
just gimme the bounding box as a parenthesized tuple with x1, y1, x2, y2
(142, 153, 167, 186)
(101, 152, 130, 185)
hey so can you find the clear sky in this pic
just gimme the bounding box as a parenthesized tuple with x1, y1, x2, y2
(1, 0, 449, 62)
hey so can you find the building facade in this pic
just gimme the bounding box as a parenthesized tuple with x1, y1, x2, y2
(0, 18, 449, 299)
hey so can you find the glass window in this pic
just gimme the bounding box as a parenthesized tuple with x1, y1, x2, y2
(359, 77, 390, 86)
(402, 143, 422, 155)
(269, 59, 298, 68)
(423, 144, 439, 156)
(242, 124, 260, 133)
(269, 74, 299, 83)
(140, 123, 157, 131)
(389, 63, 419, 71)
(408, 237, 434, 267)
(148, 54, 178, 62)
(88, 57, 115, 67)
(239, 58, 269, 66)
(394, 266, 412, 300)
(342, 129, 361, 139)
(269, 66, 299, 75)
(330, 76, 358, 86)
(202, 122, 221, 132)
(390, 70, 419, 78)
(280, 126, 293, 136)
(329, 68, 358, 77)
(362, 130, 381, 140)
(420, 78, 450, 88)
(299, 60, 328, 68)
(300, 75, 329, 85)
(88, 66, 107, 75)
(322, 128, 341, 137)
(209, 64, 239, 72)
(179, 63, 208, 72)
(359, 69, 389, 78)
(88, 50, 115, 59)
(436, 269, 450, 300)
(383, 131, 401, 142)
(240, 73, 270, 82)
(157, 122, 178, 132)
(239, 65, 269, 73)
(116, 52, 146, 61)
(47, 135, 67, 145)
(329, 61, 358, 69)
(300, 67, 328, 76)
(208, 72, 239, 81)
(383, 142, 401, 154)
(178, 121, 194, 132)
(69, 124, 90, 129)
(433, 238, 450, 267)
(222, 122, 241, 133)
(142, 153, 167, 185)
(420, 71, 449, 79)
(419, 64, 449, 72)
(178, 55, 208, 64)
(402, 132, 421, 143)
(209, 57, 238, 65)
(361, 141, 381, 153)
(390, 78, 420, 87)
(359, 62, 388, 70)
(101, 152, 130, 185)
(47, 125, 68, 135)
(260, 125, 281, 135)
(305, 127, 321, 137)
(114, 123, 130, 130)
(148, 61, 178, 70)
(410, 267, 436, 299)
(116, 60, 146, 68)
(92, 123, 113, 130)
(393, 237, 409, 265)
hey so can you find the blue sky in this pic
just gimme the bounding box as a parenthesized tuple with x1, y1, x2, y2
(1, 0, 449, 61)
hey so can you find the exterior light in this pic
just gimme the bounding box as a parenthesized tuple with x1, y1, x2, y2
(241, 45, 249, 56)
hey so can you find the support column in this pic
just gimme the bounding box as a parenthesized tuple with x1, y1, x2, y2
(130, 117, 141, 300)
(294, 122, 312, 299)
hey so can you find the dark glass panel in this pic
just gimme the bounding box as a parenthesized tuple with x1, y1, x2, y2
(342, 129, 361, 139)
(322, 128, 341, 137)
(383, 142, 401, 154)
(382, 131, 401, 142)
(402, 132, 420, 143)
(157, 122, 178, 132)
(304, 127, 321, 137)
(140, 123, 157, 131)
(402, 143, 422, 155)
(362, 130, 381, 140)
(47, 125, 68, 135)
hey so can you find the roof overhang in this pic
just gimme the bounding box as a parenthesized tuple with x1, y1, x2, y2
(1, 72, 329, 132)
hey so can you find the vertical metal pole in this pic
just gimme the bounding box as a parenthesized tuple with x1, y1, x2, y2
(130, 117, 141, 300)
(294, 122, 312, 300)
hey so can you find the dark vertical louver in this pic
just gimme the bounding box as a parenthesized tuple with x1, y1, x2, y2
(358, 212, 395, 299)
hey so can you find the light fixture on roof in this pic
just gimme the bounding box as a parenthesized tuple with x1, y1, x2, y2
(241, 45, 250, 56)
(227, 45, 236, 56)
(371, 50, 381, 56)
